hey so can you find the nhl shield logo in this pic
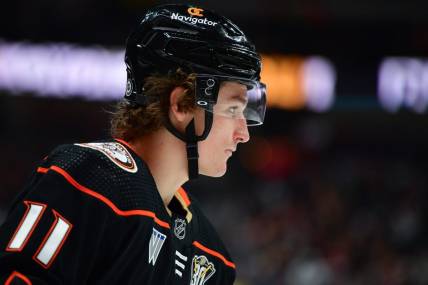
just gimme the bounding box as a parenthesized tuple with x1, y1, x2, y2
(174, 218, 186, 240)
(148, 228, 166, 266)
(191, 255, 216, 285)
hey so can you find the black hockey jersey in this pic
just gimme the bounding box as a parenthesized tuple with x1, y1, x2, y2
(0, 139, 236, 284)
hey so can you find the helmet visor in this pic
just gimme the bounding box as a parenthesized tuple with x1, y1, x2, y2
(195, 75, 267, 126)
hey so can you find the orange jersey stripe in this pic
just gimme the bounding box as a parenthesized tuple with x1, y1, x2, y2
(37, 167, 49, 174)
(5, 271, 32, 285)
(177, 187, 191, 207)
(37, 165, 170, 229)
(193, 241, 236, 269)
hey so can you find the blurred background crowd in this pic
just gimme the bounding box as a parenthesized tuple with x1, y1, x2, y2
(1, 0, 427, 284)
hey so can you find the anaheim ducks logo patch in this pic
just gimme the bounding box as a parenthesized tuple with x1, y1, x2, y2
(75, 142, 138, 173)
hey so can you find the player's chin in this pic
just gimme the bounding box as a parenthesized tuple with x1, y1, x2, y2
(200, 163, 228, 177)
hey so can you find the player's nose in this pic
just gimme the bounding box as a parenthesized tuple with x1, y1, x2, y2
(234, 119, 250, 144)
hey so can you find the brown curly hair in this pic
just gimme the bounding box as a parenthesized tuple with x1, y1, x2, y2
(110, 69, 196, 141)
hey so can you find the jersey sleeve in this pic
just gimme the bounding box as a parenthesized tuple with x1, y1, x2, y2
(0, 144, 127, 284)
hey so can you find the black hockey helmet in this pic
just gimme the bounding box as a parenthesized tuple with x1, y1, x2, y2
(124, 4, 267, 178)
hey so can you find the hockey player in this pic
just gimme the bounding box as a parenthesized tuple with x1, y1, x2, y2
(0, 4, 266, 284)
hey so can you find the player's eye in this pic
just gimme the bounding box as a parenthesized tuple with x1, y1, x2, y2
(225, 106, 244, 119)
(228, 106, 238, 115)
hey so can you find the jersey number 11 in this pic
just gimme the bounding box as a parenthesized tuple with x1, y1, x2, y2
(6, 200, 73, 269)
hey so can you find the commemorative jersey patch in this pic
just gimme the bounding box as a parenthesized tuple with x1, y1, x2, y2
(75, 142, 138, 173)
(191, 255, 216, 285)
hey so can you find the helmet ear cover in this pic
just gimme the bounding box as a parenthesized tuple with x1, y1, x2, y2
(194, 76, 221, 107)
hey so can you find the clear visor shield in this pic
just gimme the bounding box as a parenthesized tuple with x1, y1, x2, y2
(195, 76, 267, 126)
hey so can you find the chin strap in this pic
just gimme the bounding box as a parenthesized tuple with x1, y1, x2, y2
(185, 120, 199, 179)
(164, 109, 213, 180)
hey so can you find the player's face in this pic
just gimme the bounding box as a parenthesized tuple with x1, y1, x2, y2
(196, 81, 250, 177)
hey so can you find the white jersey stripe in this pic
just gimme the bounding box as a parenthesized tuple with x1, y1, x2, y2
(175, 250, 188, 261)
(175, 259, 185, 270)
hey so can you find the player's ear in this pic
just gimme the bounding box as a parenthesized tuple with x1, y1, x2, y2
(169, 86, 192, 128)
